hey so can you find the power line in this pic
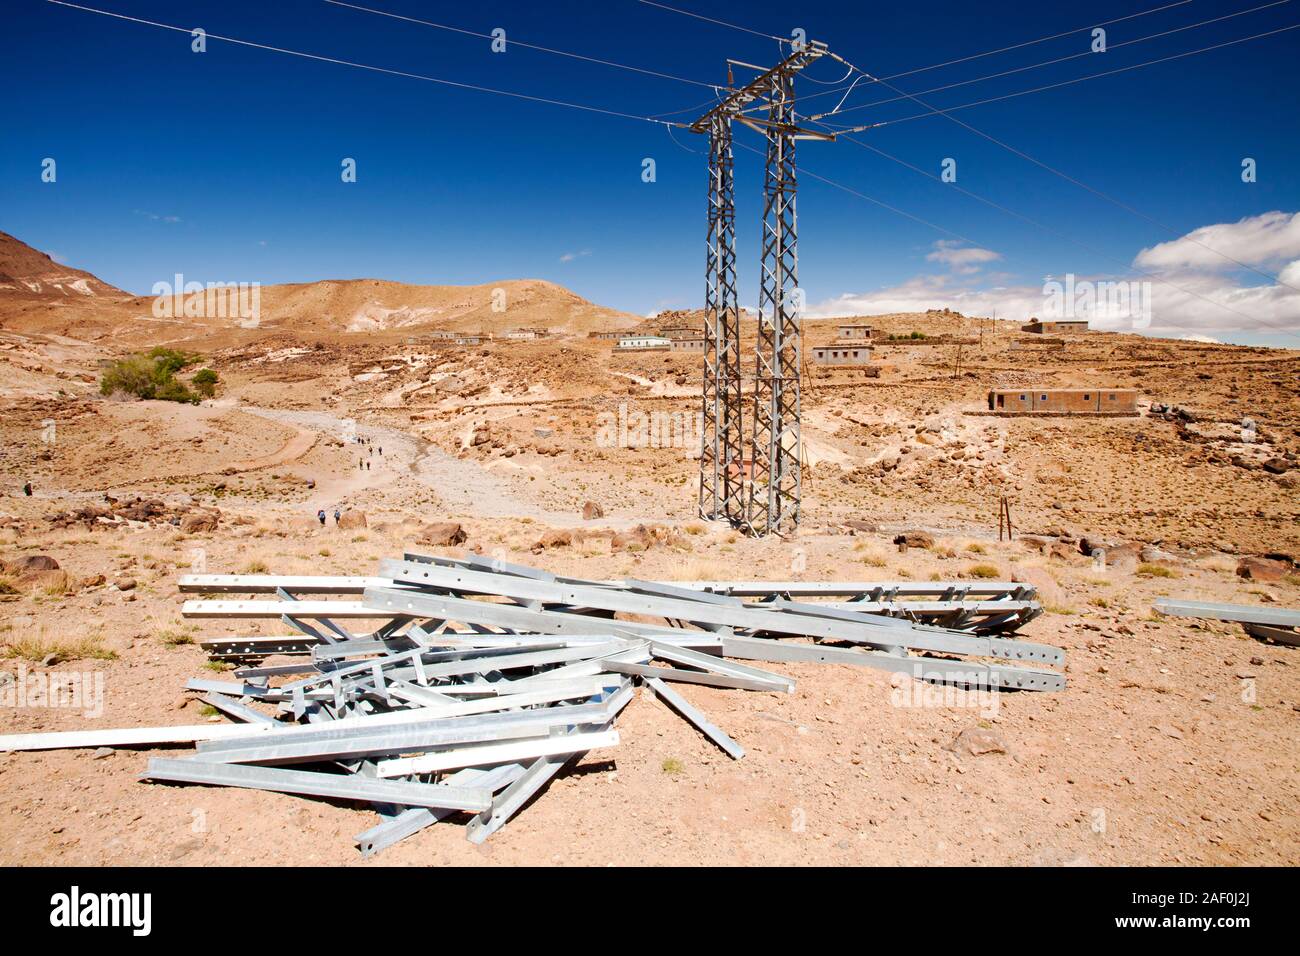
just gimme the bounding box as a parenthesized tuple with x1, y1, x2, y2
(818, 126, 1300, 343)
(809, 0, 1292, 120)
(841, 22, 1300, 127)
(818, 21, 1300, 293)
(648, 0, 1200, 114)
(734, 139, 985, 249)
(652, 6, 1300, 340)
(323, 0, 723, 91)
(636, 0, 785, 43)
(865, 0, 1196, 84)
(46, 0, 689, 128)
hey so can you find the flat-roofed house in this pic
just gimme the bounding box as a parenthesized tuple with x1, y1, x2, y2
(811, 344, 871, 365)
(616, 335, 672, 351)
(987, 388, 1138, 414)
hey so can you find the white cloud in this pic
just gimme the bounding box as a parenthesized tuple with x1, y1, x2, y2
(133, 209, 182, 224)
(1180, 334, 1221, 344)
(805, 274, 1043, 322)
(1134, 211, 1300, 272)
(925, 240, 1001, 274)
(806, 214, 1300, 339)
(559, 249, 592, 263)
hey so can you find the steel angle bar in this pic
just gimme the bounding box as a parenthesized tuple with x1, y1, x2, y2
(363, 586, 721, 647)
(376, 561, 1060, 665)
(194, 696, 629, 762)
(753, 597, 1060, 663)
(195, 690, 626, 753)
(199, 635, 318, 657)
(427, 634, 616, 650)
(1242, 622, 1300, 647)
(465, 753, 569, 845)
(387, 676, 616, 717)
(624, 578, 745, 607)
(179, 574, 395, 593)
(462, 552, 558, 582)
(192, 722, 554, 766)
(202, 694, 277, 725)
(185, 678, 270, 698)
(648, 641, 796, 692)
(374, 729, 620, 778)
(722, 635, 1065, 692)
(1153, 598, 1300, 628)
(183, 600, 404, 619)
(823, 599, 1041, 617)
(629, 581, 1036, 599)
(407, 642, 640, 681)
(142, 758, 491, 812)
(234, 663, 320, 679)
(0, 720, 283, 752)
(645, 678, 744, 759)
(603, 660, 784, 692)
(384, 681, 461, 708)
(309, 635, 419, 660)
(354, 764, 527, 857)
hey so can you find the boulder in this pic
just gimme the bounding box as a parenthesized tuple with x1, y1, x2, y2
(1263, 457, 1292, 475)
(1237, 556, 1290, 582)
(13, 555, 59, 572)
(892, 531, 934, 549)
(338, 510, 368, 530)
(417, 522, 467, 547)
(536, 530, 573, 550)
(945, 726, 1008, 757)
(581, 501, 605, 521)
(180, 510, 220, 533)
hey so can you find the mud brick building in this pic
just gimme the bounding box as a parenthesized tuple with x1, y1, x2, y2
(836, 324, 873, 340)
(987, 388, 1138, 414)
(1021, 319, 1089, 334)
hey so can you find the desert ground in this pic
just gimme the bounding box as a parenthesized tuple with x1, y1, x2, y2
(0, 229, 1296, 866)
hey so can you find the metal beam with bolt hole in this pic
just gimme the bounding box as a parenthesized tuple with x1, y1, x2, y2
(646, 678, 744, 759)
(353, 763, 526, 858)
(722, 635, 1065, 692)
(374, 729, 620, 778)
(142, 758, 492, 812)
(1153, 598, 1300, 628)
(372, 561, 1063, 666)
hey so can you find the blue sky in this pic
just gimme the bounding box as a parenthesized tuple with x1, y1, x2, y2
(3, 0, 1299, 344)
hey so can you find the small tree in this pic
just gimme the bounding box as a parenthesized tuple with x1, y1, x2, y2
(100, 348, 203, 404)
(192, 367, 219, 398)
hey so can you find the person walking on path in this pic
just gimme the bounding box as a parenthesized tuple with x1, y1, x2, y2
(316, 509, 326, 527)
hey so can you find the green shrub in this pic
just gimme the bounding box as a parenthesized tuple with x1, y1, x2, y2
(192, 367, 219, 398)
(100, 348, 205, 403)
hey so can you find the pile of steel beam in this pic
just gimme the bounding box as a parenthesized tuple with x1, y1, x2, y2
(0, 551, 1064, 854)
(1154, 598, 1300, 647)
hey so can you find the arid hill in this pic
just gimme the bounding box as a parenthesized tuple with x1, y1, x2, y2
(0, 230, 641, 346)
(0, 229, 126, 300)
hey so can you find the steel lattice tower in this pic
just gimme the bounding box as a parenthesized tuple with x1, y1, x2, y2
(746, 72, 802, 536)
(691, 42, 832, 536)
(699, 114, 743, 522)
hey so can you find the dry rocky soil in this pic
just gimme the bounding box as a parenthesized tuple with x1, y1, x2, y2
(0, 230, 1296, 866)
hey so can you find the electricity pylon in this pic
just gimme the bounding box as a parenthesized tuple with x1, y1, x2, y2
(691, 42, 834, 536)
